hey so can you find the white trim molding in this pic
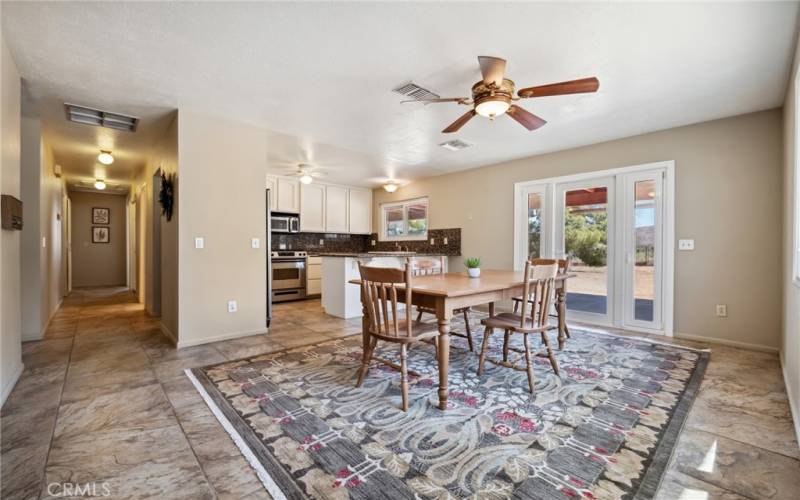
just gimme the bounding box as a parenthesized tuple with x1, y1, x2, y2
(1, 362, 24, 407)
(176, 327, 269, 349)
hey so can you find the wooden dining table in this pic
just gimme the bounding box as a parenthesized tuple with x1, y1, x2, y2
(349, 269, 574, 410)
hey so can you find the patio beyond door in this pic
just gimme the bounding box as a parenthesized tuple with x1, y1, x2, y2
(515, 162, 673, 335)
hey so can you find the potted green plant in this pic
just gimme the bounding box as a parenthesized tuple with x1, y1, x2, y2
(464, 257, 481, 278)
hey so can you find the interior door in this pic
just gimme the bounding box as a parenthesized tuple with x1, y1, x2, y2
(555, 178, 614, 324)
(621, 170, 664, 331)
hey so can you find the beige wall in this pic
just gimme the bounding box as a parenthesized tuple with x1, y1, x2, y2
(69, 191, 127, 287)
(130, 112, 178, 340)
(782, 35, 800, 443)
(20, 117, 65, 340)
(177, 109, 267, 347)
(1, 31, 23, 405)
(374, 109, 783, 351)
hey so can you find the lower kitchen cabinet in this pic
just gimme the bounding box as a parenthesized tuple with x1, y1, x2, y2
(307, 256, 322, 297)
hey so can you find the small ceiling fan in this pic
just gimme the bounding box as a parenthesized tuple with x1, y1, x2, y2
(283, 164, 327, 184)
(404, 56, 599, 133)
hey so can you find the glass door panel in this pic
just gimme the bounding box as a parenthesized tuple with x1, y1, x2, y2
(527, 192, 544, 259)
(623, 172, 663, 330)
(555, 179, 614, 323)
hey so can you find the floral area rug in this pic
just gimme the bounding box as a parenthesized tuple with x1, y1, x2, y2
(187, 315, 708, 500)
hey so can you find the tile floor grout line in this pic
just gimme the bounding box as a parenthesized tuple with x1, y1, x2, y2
(685, 424, 800, 462)
(35, 301, 80, 500)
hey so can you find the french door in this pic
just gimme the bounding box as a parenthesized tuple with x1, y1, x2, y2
(515, 163, 672, 335)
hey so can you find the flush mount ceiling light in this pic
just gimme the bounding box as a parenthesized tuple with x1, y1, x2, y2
(299, 173, 314, 185)
(94, 179, 107, 190)
(383, 181, 399, 193)
(97, 150, 114, 165)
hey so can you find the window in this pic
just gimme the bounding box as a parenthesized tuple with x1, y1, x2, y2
(380, 197, 429, 241)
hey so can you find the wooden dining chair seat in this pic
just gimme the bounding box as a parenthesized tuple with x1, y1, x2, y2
(355, 260, 439, 411)
(414, 256, 475, 351)
(478, 260, 560, 393)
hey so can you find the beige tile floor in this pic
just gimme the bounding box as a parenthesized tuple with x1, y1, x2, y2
(1, 287, 798, 499)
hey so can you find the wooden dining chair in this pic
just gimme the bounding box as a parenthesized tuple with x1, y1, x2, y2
(477, 259, 559, 393)
(355, 260, 440, 411)
(414, 256, 475, 351)
(511, 258, 571, 341)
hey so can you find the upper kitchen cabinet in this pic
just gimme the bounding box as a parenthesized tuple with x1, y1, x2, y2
(325, 185, 349, 233)
(348, 188, 372, 234)
(266, 176, 278, 211)
(276, 177, 300, 213)
(300, 183, 326, 232)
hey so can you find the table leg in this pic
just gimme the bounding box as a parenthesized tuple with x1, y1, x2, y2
(437, 317, 450, 410)
(361, 294, 370, 361)
(556, 285, 567, 350)
(488, 301, 495, 318)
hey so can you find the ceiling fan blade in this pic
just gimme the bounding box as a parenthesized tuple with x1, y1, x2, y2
(507, 105, 547, 131)
(517, 77, 599, 98)
(401, 97, 469, 104)
(442, 110, 476, 134)
(478, 56, 507, 87)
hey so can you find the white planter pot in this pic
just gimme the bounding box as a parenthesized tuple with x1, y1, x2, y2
(467, 268, 481, 278)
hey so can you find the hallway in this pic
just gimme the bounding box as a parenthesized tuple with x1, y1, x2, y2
(0, 287, 361, 499)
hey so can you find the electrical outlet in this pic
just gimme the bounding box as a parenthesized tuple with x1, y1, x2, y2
(251, 238, 260, 249)
(678, 239, 695, 251)
(443, 237, 448, 245)
(319, 239, 324, 245)
(195, 237, 204, 249)
(227, 300, 238, 313)
(279, 243, 286, 250)
(430, 238, 435, 245)
(371, 240, 376, 246)
(715, 304, 727, 317)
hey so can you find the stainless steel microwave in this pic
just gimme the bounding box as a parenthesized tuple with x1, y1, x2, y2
(271, 214, 299, 233)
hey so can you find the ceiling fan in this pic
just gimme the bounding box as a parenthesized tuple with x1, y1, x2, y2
(283, 164, 327, 184)
(404, 56, 599, 133)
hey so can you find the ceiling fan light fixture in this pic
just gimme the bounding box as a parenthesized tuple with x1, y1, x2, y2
(383, 181, 399, 193)
(299, 173, 313, 185)
(94, 179, 107, 190)
(97, 150, 114, 165)
(475, 98, 510, 119)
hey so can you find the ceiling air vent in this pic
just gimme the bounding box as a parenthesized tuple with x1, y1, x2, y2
(392, 82, 440, 101)
(439, 139, 473, 151)
(64, 103, 139, 132)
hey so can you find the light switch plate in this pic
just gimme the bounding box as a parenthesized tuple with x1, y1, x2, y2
(195, 237, 205, 249)
(678, 239, 694, 251)
(251, 238, 260, 249)
(279, 243, 286, 250)
(42, 237, 46, 248)
(715, 304, 727, 317)
(371, 240, 376, 246)
(430, 238, 435, 245)
(443, 237, 448, 245)
(227, 300, 238, 313)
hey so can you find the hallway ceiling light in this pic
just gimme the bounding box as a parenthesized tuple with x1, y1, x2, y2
(64, 103, 139, 132)
(97, 150, 114, 165)
(299, 173, 313, 184)
(94, 179, 106, 190)
(383, 181, 399, 193)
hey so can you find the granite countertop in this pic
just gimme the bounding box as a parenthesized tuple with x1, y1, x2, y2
(312, 252, 455, 258)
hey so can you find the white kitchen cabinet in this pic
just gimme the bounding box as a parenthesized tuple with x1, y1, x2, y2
(325, 185, 349, 233)
(300, 183, 326, 232)
(307, 256, 322, 297)
(266, 176, 278, 211)
(348, 188, 372, 234)
(276, 177, 300, 213)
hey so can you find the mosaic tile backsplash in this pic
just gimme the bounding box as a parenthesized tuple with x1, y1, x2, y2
(272, 228, 461, 256)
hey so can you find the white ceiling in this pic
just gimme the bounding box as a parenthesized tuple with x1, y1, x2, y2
(2, 1, 798, 187)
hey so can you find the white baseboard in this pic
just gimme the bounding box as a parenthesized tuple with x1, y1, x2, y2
(21, 297, 64, 342)
(1, 362, 24, 408)
(177, 328, 269, 349)
(780, 352, 800, 447)
(674, 332, 778, 353)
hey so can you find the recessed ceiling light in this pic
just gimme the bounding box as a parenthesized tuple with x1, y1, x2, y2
(383, 181, 399, 193)
(94, 179, 107, 190)
(97, 150, 114, 165)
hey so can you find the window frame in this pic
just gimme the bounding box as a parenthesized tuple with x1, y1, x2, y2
(379, 197, 429, 241)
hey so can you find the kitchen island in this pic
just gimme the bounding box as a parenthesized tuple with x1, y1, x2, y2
(320, 253, 448, 318)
